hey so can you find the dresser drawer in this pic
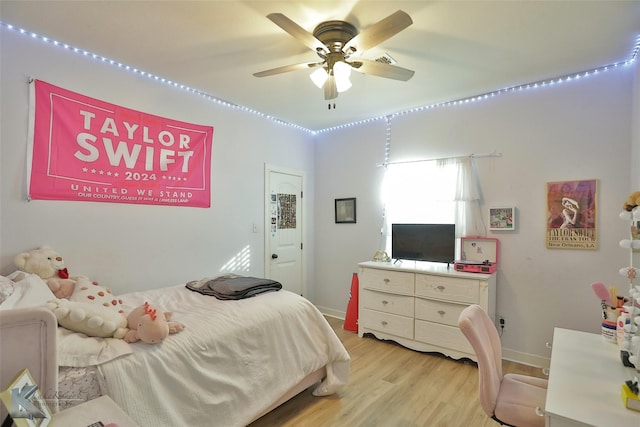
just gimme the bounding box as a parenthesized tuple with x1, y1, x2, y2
(361, 289, 414, 317)
(415, 298, 466, 326)
(414, 320, 473, 354)
(415, 274, 480, 303)
(361, 308, 414, 339)
(360, 268, 414, 294)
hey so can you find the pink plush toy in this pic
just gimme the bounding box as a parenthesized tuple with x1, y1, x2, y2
(123, 302, 185, 344)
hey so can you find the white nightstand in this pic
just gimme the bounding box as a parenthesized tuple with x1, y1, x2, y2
(53, 395, 139, 427)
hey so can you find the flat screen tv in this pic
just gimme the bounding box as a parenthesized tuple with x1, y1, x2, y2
(391, 223, 456, 264)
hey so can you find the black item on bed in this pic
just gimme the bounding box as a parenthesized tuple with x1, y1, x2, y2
(186, 275, 282, 300)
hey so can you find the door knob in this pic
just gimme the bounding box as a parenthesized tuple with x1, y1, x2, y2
(271, 253, 278, 259)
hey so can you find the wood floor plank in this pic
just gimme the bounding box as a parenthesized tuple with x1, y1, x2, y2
(248, 316, 546, 427)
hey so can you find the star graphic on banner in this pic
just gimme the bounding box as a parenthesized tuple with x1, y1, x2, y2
(160, 175, 186, 181)
(99, 170, 105, 175)
(91, 168, 97, 174)
(82, 167, 88, 173)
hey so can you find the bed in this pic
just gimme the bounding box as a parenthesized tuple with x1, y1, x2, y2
(0, 272, 350, 426)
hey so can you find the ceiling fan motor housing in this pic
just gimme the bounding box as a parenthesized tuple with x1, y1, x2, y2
(313, 20, 358, 54)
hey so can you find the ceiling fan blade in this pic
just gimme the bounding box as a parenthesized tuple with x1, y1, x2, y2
(343, 10, 412, 55)
(352, 59, 415, 81)
(253, 62, 322, 77)
(267, 13, 329, 55)
(324, 76, 338, 100)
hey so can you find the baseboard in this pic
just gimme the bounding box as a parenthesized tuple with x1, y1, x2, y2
(317, 306, 345, 320)
(502, 347, 550, 369)
(316, 305, 551, 369)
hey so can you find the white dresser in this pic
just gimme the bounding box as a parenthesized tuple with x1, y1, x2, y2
(358, 260, 496, 361)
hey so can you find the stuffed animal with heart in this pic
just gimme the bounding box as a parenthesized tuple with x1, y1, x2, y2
(13, 246, 125, 314)
(13, 245, 77, 299)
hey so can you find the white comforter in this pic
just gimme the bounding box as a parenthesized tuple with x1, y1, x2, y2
(96, 285, 350, 427)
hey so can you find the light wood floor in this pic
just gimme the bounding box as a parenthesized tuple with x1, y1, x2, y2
(248, 316, 546, 427)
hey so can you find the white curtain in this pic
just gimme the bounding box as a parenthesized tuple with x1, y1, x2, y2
(381, 156, 485, 253)
(441, 156, 486, 238)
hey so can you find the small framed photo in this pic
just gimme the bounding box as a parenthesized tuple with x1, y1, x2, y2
(335, 198, 356, 224)
(489, 207, 515, 231)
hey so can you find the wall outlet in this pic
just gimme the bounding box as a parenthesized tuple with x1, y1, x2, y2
(498, 316, 505, 330)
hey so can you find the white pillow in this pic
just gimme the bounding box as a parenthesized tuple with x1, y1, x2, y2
(57, 324, 133, 367)
(0, 276, 15, 305)
(0, 272, 56, 310)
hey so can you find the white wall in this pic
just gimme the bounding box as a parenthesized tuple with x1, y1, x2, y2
(0, 27, 316, 294)
(314, 64, 636, 365)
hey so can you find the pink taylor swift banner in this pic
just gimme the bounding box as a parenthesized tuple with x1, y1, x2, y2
(27, 80, 213, 207)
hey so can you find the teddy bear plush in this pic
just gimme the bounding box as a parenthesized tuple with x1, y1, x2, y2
(14, 246, 125, 314)
(14, 246, 76, 299)
(123, 301, 185, 344)
(623, 191, 640, 212)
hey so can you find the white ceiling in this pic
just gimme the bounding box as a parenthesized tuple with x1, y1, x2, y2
(1, 1, 639, 131)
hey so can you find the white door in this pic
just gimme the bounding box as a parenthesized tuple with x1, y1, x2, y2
(265, 165, 304, 295)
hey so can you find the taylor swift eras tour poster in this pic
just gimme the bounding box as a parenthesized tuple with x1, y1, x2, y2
(546, 179, 597, 250)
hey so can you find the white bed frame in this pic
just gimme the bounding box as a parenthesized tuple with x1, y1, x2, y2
(0, 307, 59, 421)
(0, 307, 327, 424)
(248, 366, 326, 424)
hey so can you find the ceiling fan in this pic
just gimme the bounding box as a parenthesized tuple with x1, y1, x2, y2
(253, 10, 415, 101)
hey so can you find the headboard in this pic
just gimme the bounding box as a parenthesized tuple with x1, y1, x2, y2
(0, 307, 58, 420)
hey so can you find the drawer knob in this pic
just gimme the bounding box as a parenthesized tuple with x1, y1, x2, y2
(436, 285, 446, 291)
(437, 310, 445, 316)
(545, 341, 552, 349)
(382, 300, 388, 305)
(542, 368, 550, 376)
(381, 321, 388, 326)
(383, 278, 390, 283)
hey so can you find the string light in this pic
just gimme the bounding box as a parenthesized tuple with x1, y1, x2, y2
(1, 21, 638, 136)
(384, 115, 392, 166)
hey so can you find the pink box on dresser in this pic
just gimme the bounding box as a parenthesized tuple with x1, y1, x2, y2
(454, 237, 499, 274)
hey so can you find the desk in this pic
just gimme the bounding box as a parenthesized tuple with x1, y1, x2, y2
(545, 328, 639, 427)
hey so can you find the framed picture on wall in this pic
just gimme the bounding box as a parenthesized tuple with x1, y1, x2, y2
(335, 198, 356, 224)
(545, 179, 598, 250)
(489, 207, 515, 231)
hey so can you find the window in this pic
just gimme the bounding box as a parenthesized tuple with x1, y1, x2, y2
(380, 157, 484, 255)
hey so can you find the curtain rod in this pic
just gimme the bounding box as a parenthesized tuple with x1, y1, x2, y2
(377, 150, 502, 167)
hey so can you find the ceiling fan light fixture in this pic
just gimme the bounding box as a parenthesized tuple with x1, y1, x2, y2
(333, 61, 352, 92)
(310, 67, 328, 88)
(335, 75, 352, 93)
